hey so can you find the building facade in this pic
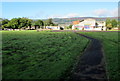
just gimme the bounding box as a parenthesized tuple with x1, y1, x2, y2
(46, 26, 64, 30)
(72, 18, 106, 31)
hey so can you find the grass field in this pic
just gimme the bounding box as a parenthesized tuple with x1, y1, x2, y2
(79, 32, 119, 80)
(2, 31, 89, 79)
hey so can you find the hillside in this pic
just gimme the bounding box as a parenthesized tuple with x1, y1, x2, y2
(52, 17, 118, 25)
(33, 17, 118, 26)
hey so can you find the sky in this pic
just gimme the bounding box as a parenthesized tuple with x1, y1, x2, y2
(1, 0, 119, 2)
(1, 2, 119, 19)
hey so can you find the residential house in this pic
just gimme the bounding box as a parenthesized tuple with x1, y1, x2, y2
(72, 18, 106, 31)
(46, 26, 64, 30)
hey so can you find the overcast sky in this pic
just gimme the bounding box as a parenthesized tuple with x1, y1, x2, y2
(2, 2, 118, 19)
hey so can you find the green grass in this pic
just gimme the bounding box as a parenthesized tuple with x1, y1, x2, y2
(107, 30, 120, 31)
(79, 32, 119, 80)
(2, 31, 89, 80)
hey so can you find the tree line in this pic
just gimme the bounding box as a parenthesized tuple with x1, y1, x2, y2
(0, 17, 58, 30)
(0, 17, 119, 30)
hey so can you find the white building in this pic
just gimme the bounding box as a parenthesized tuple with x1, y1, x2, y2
(46, 26, 64, 30)
(72, 18, 106, 31)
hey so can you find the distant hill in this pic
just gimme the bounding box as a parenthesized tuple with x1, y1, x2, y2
(34, 17, 118, 26)
(51, 17, 118, 26)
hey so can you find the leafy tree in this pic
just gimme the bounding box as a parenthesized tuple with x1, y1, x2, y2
(106, 18, 112, 29)
(44, 18, 54, 26)
(111, 19, 118, 28)
(118, 21, 120, 28)
(2, 19, 9, 25)
(8, 18, 19, 29)
(0, 18, 2, 29)
(43, 21, 48, 29)
(47, 18, 54, 26)
(37, 20, 44, 29)
(1, 19, 10, 29)
(27, 19, 32, 29)
(67, 25, 72, 29)
(54, 24, 58, 26)
(69, 25, 72, 29)
(107, 23, 112, 29)
(32, 20, 44, 29)
(43, 18, 57, 29)
(18, 18, 32, 29)
(15, 18, 33, 29)
(2, 24, 10, 29)
(1, 18, 33, 30)
(17, 18, 26, 29)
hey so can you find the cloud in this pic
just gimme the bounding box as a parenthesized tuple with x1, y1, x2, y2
(64, 13, 81, 18)
(93, 8, 118, 17)
(49, 8, 118, 19)
(28, 8, 118, 19)
(48, 13, 82, 18)
(110, 8, 118, 17)
(93, 9, 108, 17)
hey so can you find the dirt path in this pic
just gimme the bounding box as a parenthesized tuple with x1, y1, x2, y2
(69, 33, 108, 81)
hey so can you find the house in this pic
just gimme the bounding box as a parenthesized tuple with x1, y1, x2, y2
(73, 20, 80, 25)
(72, 18, 106, 31)
(46, 26, 64, 30)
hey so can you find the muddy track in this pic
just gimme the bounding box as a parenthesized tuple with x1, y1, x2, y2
(69, 33, 108, 81)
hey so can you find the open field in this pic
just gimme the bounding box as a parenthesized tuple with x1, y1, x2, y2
(2, 31, 89, 79)
(2, 30, 119, 80)
(78, 31, 119, 80)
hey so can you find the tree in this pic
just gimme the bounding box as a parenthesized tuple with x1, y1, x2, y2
(16, 17, 33, 29)
(67, 25, 72, 29)
(1, 19, 9, 29)
(44, 18, 54, 26)
(1, 19, 10, 29)
(106, 18, 112, 29)
(8, 18, 19, 29)
(2, 19, 9, 25)
(32, 21, 37, 29)
(43, 21, 48, 29)
(17, 18, 26, 29)
(2, 24, 10, 29)
(26, 19, 32, 29)
(47, 18, 54, 26)
(118, 21, 120, 28)
(32, 20, 44, 29)
(111, 19, 118, 28)
(0, 19, 2, 30)
(69, 25, 72, 29)
(1, 18, 33, 30)
(37, 20, 44, 29)
(43, 18, 57, 29)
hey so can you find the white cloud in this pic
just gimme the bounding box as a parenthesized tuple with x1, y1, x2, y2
(93, 8, 118, 17)
(48, 14, 62, 18)
(93, 9, 108, 17)
(48, 13, 82, 18)
(27, 8, 118, 19)
(49, 8, 118, 19)
(110, 8, 118, 17)
(64, 13, 81, 18)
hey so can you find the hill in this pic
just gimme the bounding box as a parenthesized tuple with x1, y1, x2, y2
(52, 17, 118, 26)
